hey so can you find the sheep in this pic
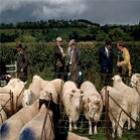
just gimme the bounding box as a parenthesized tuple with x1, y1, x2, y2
(62, 81, 83, 131)
(0, 78, 25, 113)
(40, 82, 59, 104)
(0, 100, 40, 140)
(21, 75, 49, 106)
(22, 82, 59, 107)
(131, 73, 140, 94)
(0, 105, 7, 126)
(80, 81, 103, 135)
(101, 86, 128, 138)
(112, 75, 140, 130)
(22, 76, 63, 106)
(50, 78, 64, 103)
(17, 104, 54, 140)
(19, 91, 61, 140)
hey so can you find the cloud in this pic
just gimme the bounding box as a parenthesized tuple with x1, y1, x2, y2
(0, 0, 87, 20)
(0, 0, 140, 24)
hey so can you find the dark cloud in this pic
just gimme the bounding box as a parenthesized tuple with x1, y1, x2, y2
(0, 0, 140, 24)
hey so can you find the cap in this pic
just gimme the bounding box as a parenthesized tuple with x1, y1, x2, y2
(16, 43, 22, 48)
(56, 37, 63, 42)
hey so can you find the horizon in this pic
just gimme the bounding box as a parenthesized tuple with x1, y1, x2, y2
(0, 19, 140, 26)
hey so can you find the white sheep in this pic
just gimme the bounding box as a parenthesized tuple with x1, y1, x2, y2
(80, 81, 103, 135)
(0, 105, 7, 126)
(112, 75, 140, 130)
(0, 100, 40, 140)
(62, 81, 83, 131)
(22, 75, 63, 106)
(101, 86, 128, 138)
(50, 78, 64, 102)
(0, 78, 25, 112)
(131, 73, 140, 94)
(40, 82, 59, 104)
(17, 104, 54, 140)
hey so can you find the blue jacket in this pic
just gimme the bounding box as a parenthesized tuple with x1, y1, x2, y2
(99, 46, 113, 73)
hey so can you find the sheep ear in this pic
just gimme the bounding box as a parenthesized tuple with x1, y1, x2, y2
(80, 90, 84, 94)
(95, 100, 100, 105)
(49, 93, 53, 100)
(87, 98, 90, 103)
(72, 89, 76, 93)
(112, 76, 114, 80)
(70, 93, 74, 98)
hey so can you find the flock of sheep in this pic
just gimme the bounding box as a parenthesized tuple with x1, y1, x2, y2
(0, 73, 140, 140)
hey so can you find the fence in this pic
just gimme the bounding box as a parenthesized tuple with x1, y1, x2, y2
(6, 61, 17, 77)
(0, 78, 140, 140)
(0, 90, 14, 118)
(0, 61, 17, 87)
(39, 86, 140, 140)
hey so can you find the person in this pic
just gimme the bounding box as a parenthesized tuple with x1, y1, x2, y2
(0, 57, 7, 86)
(54, 37, 65, 79)
(99, 40, 114, 86)
(16, 43, 28, 82)
(116, 41, 132, 82)
(66, 39, 82, 85)
(0, 57, 6, 79)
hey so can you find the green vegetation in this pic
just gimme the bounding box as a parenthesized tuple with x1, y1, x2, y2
(0, 20, 140, 42)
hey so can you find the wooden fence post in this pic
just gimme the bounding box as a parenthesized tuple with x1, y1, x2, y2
(104, 86, 110, 140)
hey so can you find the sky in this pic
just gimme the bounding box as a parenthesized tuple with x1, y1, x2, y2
(0, 0, 140, 25)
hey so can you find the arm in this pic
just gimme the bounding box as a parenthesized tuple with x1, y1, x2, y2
(21, 52, 28, 72)
(119, 48, 130, 65)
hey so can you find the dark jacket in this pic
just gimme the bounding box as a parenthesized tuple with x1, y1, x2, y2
(17, 51, 28, 81)
(0, 58, 6, 78)
(99, 46, 113, 73)
(54, 46, 65, 70)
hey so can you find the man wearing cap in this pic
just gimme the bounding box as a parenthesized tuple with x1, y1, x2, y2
(16, 43, 28, 82)
(54, 37, 65, 79)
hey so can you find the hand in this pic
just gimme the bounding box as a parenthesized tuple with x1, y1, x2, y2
(20, 68, 23, 72)
(117, 62, 121, 67)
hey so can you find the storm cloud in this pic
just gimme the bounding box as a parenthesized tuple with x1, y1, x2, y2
(0, 0, 140, 24)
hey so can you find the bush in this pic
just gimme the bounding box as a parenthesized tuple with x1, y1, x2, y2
(0, 41, 140, 88)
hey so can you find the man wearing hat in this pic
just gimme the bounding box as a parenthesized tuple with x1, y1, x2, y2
(16, 43, 28, 82)
(54, 37, 65, 79)
(66, 39, 82, 84)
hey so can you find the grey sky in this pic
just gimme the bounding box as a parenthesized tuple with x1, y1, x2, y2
(0, 0, 140, 25)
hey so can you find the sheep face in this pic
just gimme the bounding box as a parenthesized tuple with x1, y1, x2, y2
(40, 90, 52, 101)
(112, 75, 123, 86)
(70, 89, 83, 110)
(131, 74, 140, 87)
(84, 97, 100, 119)
(112, 75, 122, 82)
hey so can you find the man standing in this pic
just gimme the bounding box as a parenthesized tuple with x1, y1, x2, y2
(66, 39, 82, 84)
(16, 43, 28, 82)
(99, 40, 113, 86)
(54, 37, 65, 79)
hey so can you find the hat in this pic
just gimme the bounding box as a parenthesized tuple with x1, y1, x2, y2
(68, 39, 76, 46)
(16, 43, 22, 48)
(56, 37, 62, 42)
